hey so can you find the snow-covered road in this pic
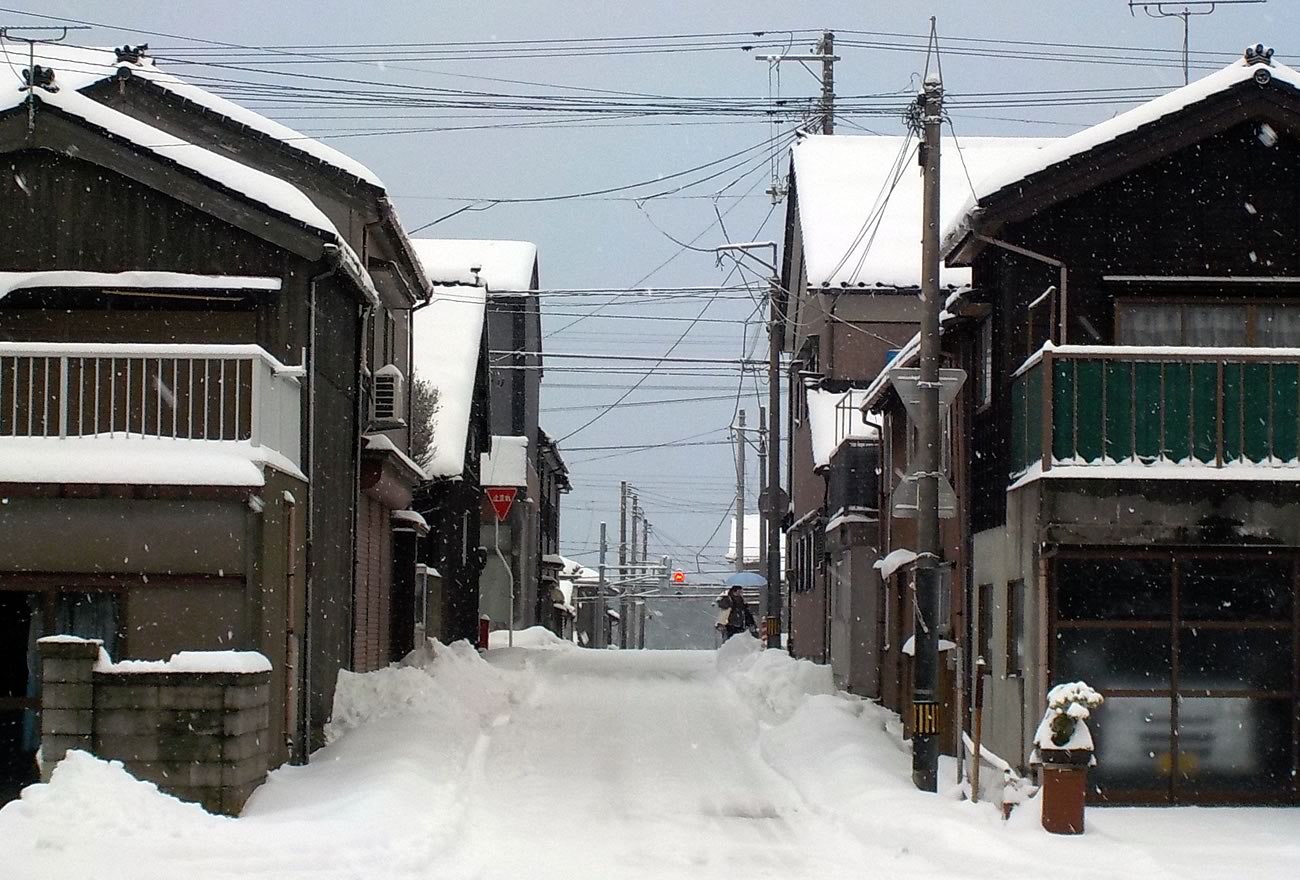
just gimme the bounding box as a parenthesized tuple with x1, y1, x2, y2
(2, 632, 1299, 880)
(442, 648, 880, 880)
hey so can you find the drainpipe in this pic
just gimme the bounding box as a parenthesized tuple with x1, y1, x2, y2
(974, 235, 1069, 345)
(301, 243, 342, 761)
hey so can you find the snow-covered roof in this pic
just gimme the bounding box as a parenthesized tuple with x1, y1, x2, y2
(805, 386, 878, 470)
(0, 271, 280, 302)
(726, 513, 786, 566)
(412, 239, 538, 292)
(943, 55, 1300, 251)
(481, 435, 530, 487)
(0, 42, 383, 188)
(19, 86, 335, 233)
(792, 134, 1054, 289)
(410, 240, 489, 480)
(0, 436, 303, 487)
(363, 433, 428, 482)
(558, 556, 599, 581)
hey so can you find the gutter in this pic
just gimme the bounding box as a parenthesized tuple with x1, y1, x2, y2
(974, 234, 1069, 345)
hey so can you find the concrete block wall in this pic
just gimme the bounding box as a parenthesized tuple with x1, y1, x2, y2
(39, 638, 271, 816)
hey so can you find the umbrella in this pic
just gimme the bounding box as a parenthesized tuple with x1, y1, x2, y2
(723, 571, 767, 589)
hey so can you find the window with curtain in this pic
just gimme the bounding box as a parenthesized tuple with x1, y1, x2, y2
(1118, 301, 1300, 346)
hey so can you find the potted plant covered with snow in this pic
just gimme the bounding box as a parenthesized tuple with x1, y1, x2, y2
(1031, 681, 1103, 834)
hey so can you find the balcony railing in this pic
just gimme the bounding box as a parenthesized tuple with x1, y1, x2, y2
(0, 342, 302, 468)
(1010, 345, 1300, 478)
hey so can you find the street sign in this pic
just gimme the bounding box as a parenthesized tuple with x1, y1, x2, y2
(888, 367, 967, 422)
(485, 486, 518, 523)
(890, 471, 958, 519)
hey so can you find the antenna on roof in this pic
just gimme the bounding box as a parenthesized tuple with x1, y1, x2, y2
(1, 25, 91, 131)
(1128, 1, 1267, 85)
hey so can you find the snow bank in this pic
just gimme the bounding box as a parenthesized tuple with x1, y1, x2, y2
(487, 626, 574, 650)
(715, 634, 833, 721)
(325, 639, 511, 743)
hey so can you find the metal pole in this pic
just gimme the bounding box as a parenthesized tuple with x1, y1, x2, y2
(819, 30, 835, 134)
(734, 410, 746, 573)
(766, 278, 783, 648)
(597, 522, 608, 648)
(494, 513, 515, 649)
(619, 482, 629, 649)
(912, 69, 944, 792)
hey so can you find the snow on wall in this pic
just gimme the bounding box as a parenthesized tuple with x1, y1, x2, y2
(410, 263, 487, 480)
(943, 56, 1300, 249)
(805, 386, 878, 470)
(481, 435, 530, 487)
(96, 650, 272, 675)
(792, 134, 1054, 289)
(0, 42, 383, 187)
(411, 239, 538, 292)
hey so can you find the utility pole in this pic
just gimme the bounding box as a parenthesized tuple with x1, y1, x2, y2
(734, 410, 746, 573)
(911, 66, 944, 793)
(817, 30, 835, 134)
(716, 241, 784, 649)
(619, 481, 629, 649)
(642, 521, 651, 583)
(758, 406, 768, 576)
(631, 494, 642, 580)
(765, 276, 783, 649)
(597, 522, 608, 649)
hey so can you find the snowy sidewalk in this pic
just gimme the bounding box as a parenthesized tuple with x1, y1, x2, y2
(1, 632, 1298, 879)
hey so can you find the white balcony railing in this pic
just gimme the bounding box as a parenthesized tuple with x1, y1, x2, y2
(0, 342, 303, 469)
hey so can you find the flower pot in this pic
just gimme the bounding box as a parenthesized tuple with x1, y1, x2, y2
(1039, 748, 1091, 834)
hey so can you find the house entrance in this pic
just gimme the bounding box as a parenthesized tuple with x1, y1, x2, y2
(0, 587, 121, 802)
(1051, 552, 1298, 804)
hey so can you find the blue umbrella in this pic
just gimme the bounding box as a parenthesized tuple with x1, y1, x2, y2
(723, 571, 767, 589)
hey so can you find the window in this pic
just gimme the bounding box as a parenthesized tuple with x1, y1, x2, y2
(1005, 579, 1025, 677)
(976, 318, 993, 408)
(977, 582, 993, 664)
(1117, 301, 1300, 347)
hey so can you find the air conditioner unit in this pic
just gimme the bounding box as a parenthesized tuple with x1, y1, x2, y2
(372, 363, 405, 426)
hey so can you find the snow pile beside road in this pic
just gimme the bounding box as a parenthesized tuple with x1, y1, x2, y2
(716, 633, 834, 721)
(487, 626, 575, 650)
(326, 638, 513, 742)
(4, 751, 226, 848)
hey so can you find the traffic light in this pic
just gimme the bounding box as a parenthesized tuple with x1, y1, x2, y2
(671, 570, 685, 584)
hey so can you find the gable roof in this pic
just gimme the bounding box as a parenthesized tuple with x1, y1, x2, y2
(1, 42, 383, 188)
(943, 53, 1300, 257)
(410, 239, 539, 293)
(791, 134, 1054, 290)
(1, 85, 378, 305)
(410, 239, 489, 479)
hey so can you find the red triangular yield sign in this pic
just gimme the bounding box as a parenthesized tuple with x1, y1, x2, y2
(486, 486, 518, 522)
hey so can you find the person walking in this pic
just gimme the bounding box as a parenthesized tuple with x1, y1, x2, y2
(716, 585, 757, 641)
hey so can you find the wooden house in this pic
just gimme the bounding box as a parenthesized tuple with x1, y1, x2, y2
(779, 134, 1047, 689)
(410, 240, 492, 645)
(0, 44, 428, 800)
(934, 47, 1300, 804)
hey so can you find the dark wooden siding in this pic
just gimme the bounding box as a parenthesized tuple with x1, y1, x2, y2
(970, 118, 1300, 529)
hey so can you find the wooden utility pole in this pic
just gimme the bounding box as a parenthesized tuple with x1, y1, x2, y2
(734, 410, 746, 573)
(818, 31, 835, 134)
(912, 69, 944, 792)
(631, 494, 642, 579)
(767, 282, 783, 647)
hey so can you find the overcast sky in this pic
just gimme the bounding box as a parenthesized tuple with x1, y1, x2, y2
(7, 1, 1293, 572)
